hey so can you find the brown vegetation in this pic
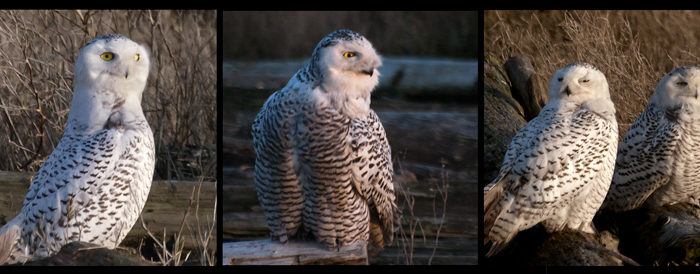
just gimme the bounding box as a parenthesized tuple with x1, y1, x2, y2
(0, 10, 216, 181)
(486, 10, 700, 139)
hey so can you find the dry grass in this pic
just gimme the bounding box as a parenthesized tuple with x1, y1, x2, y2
(0, 10, 216, 181)
(485, 10, 700, 138)
(138, 180, 217, 266)
(393, 159, 450, 265)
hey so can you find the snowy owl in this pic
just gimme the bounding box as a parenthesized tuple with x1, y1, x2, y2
(0, 34, 154, 264)
(252, 29, 398, 250)
(484, 62, 618, 256)
(603, 66, 700, 211)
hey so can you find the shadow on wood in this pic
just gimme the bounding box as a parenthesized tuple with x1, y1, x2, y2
(223, 239, 368, 265)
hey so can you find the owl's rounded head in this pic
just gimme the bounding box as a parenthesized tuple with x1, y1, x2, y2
(652, 66, 700, 108)
(310, 29, 382, 92)
(548, 62, 610, 102)
(75, 34, 151, 97)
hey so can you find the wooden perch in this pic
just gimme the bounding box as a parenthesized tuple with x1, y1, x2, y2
(223, 239, 368, 265)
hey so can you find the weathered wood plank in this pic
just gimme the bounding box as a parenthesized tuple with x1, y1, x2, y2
(223, 239, 367, 265)
(0, 171, 216, 251)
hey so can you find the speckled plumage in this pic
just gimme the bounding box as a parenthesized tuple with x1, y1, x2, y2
(0, 34, 154, 264)
(603, 66, 700, 211)
(252, 30, 397, 250)
(484, 63, 618, 256)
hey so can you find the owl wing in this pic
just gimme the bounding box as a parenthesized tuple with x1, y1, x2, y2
(19, 127, 127, 256)
(349, 110, 397, 248)
(252, 86, 304, 243)
(485, 107, 617, 255)
(603, 104, 678, 211)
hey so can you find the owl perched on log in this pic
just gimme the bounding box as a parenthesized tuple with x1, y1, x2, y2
(0, 34, 155, 264)
(484, 62, 618, 256)
(604, 66, 700, 212)
(252, 29, 398, 250)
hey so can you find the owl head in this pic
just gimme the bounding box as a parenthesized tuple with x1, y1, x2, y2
(74, 34, 151, 98)
(548, 62, 611, 102)
(309, 29, 382, 94)
(651, 66, 700, 108)
(68, 34, 151, 132)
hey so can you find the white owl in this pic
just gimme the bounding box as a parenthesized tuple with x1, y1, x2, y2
(603, 66, 700, 211)
(252, 29, 398, 250)
(484, 62, 618, 256)
(0, 34, 155, 264)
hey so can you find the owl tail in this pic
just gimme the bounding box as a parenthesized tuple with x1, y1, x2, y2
(0, 216, 22, 265)
(483, 178, 505, 245)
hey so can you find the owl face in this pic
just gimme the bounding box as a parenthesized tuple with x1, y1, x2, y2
(653, 66, 700, 107)
(74, 34, 150, 97)
(313, 30, 382, 92)
(549, 62, 610, 102)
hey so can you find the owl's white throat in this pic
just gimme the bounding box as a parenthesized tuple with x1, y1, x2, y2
(66, 86, 146, 135)
(318, 68, 379, 119)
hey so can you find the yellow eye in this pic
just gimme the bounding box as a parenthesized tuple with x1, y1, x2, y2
(100, 52, 114, 61)
(343, 52, 356, 58)
(135, 54, 140, 61)
(678, 81, 688, 86)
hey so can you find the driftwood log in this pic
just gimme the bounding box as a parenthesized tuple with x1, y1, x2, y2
(483, 54, 527, 184)
(0, 171, 216, 253)
(503, 56, 547, 121)
(223, 239, 368, 265)
(223, 58, 477, 93)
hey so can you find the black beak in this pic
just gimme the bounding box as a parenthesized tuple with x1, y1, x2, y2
(563, 85, 571, 96)
(125, 70, 129, 79)
(361, 68, 374, 77)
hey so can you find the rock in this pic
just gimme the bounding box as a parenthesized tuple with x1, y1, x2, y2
(596, 203, 700, 266)
(483, 226, 627, 266)
(504, 56, 547, 120)
(17, 242, 156, 266)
